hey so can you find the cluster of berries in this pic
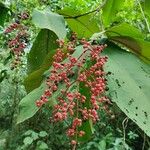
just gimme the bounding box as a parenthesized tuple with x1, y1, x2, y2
(4, 12, 29, 69)
(36, 34, 112, 148)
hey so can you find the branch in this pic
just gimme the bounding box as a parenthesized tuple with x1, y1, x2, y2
(62, 0, 107, 19)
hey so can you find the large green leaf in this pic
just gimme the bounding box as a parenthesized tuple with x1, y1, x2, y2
(102, 0, 125, 27)
(104, 45, 150, 137)
(25, 29, 58, 93)
(17, 83, 46, 124)
(106, 23, 144, 39)
(58, 8, 100, 38)
(32, 9, 66, 39)
(0, 3, 9, 26)
(106, 23, 150, 62)
(17, 81, 63, 124)
(27, 29, 58, 74)
(25, 48, 57, 93)
(109, 36, 150, 62)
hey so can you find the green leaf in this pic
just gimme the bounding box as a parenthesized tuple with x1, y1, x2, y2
(24, 130, 34, 136)
(102, 0, 125, 27)
(24, 68, 45, 93)
(104, 45, 150, 137)
(39, 131, 48, 137)
(17, 83, 46, 124)
(58, 8, 100, 38)
(98, 140, 106, 150)
(23, 137, 33, 145)
(27, 29, 58, 74)
(31, 132, 39, 140)
(17, 80, 63, 124)
(25, 48, 57, 93)
(0, 3, 9, 26)
(32, 9, 66, 39)
(25, 29, 58, 93)
(36, 141, 49, 150)
(106, 23, 150, 62)
(110, 37, 150, 63)
(106, 23, 144, 39)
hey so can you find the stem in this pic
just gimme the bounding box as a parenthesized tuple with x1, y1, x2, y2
(62, 0, 107, 19)
(142, 133, 146, 150)
(62, 48, 89, 96)
(80, 65, 95, 81)
(137, 0, 150, 33)
(122, 117, 128, 148)
(63, 80, 77, 96)
(72, 144, 76, 150)
(146, 138, 150, 148)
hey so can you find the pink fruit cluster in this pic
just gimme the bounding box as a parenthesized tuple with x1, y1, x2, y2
(4, 12, 29, 69)
(36, 35, 111, 148)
